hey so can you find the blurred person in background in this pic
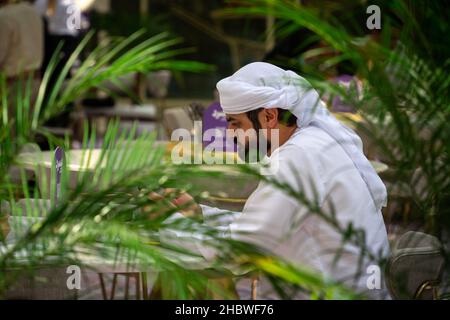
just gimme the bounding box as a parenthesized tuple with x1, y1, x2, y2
(34, 0, 93, 74)
(34, 0, 93, 127)
(0, 0, 44, 101)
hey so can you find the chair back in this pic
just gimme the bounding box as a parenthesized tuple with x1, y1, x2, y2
(386, 231, 445, 299)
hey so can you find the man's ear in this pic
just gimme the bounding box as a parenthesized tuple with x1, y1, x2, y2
(263, 108, 279, 128)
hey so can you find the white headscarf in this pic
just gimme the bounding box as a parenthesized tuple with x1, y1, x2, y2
(216, 62, 387, 211)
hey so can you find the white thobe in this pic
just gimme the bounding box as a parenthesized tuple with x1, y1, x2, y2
(162, 126, 390, 299)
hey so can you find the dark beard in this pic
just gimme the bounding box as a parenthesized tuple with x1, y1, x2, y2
(235, 136, 271, 163)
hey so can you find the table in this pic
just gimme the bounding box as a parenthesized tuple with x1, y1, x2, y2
(83, 104, 158, 122)
(16, 147, 259, 201)
(16, 147, 386, 205)
(81, 104, 160, 141)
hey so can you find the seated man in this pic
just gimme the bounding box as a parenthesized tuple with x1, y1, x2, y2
(164, 62, 390, 299)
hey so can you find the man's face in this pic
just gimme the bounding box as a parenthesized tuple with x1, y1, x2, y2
(226, 112, 271, 161)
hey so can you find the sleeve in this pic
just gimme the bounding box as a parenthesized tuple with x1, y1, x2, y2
(160, 145, 325, 262)
(228, 145, 325, 252)
(199, 204, 241, 227)
(159, 206, 241, 263)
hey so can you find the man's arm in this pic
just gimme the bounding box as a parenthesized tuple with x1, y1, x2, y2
(199, 204, 241, 227)
(159, 205, 241, 262)
(161, 145, 324, 261)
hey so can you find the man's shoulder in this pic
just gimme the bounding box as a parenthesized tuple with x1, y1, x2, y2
(264, 128, 326, 203)
(268, 128, 326, 181)
(275, 126, 333, 161)
(268, 126, 336, 188)
(290, 126, 333, 148)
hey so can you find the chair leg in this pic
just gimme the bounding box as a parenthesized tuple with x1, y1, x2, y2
(110, 274, 118, 300)
(135, 273, 141, 300)
(251, 276, 259, 300)
(99, 272, 145, 300)
(98, 273, 108, 300)
(141, 272, 149, 300)
(123, 272, 140, 300)
(125, 274, 130, 300)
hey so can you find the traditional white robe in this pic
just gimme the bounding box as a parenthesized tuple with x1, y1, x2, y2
(162, 125, 390, 299)
(162, 61, 390, 299)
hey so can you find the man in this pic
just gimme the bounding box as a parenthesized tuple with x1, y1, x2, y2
(164, 62, 390, 299)
(34, 0, 91, 74)
(0, 0, 43, 78)
(0, 0, 43, 117)
(34, 0, 92, 128)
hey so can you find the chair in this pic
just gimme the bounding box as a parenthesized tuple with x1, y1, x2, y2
(3, 203, 77, 300)
(2, 199, 50, 243)
(98, 272, 143, 300)
(251, 274, 259, 300)
(386, 231, 445, 299)
(163, 107, 194, 136)
(7, 143, 41, 185)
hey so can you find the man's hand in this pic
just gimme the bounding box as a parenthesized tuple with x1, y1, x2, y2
(145, 191, 176, 219)
(167, 189, 202, 218)
(146, 189, 202, 219)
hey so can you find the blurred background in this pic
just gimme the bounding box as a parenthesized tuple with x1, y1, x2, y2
(0, 0, 449, 300)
